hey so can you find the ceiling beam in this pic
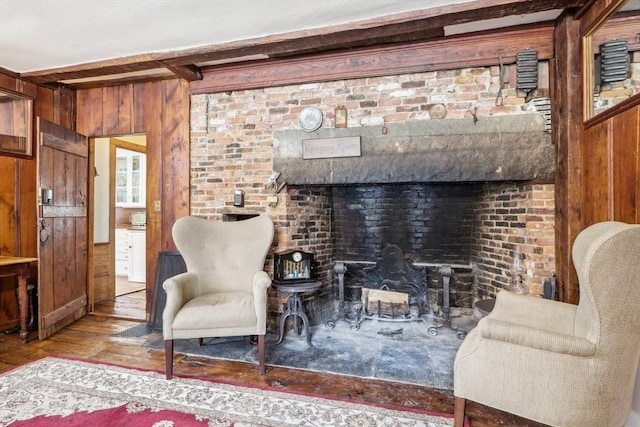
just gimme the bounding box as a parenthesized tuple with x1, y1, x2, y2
(18, 0, 585, 88)
(163, 64, 203, 81)
(190, 22, 556, 94)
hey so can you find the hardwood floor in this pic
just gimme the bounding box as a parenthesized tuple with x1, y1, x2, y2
(93, 287, 146, 321)
(0, 301, 546, 427)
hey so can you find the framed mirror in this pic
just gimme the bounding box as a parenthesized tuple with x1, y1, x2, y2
(0, 89, 33, 158)
(583, 0, 640, 120)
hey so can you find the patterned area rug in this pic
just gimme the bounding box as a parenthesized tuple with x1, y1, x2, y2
(0, 357, 461, 426)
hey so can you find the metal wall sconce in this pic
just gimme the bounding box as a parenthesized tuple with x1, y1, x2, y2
(600, 39, 629, 84)
(516, 48, 538, 93)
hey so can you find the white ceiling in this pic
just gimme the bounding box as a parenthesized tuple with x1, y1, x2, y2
(0, 0, 478, 74)
(0, 0, 569, 76)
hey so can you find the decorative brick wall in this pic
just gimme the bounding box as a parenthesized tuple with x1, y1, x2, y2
(472, 183, 556, 298)
(189, 64, 555, 326)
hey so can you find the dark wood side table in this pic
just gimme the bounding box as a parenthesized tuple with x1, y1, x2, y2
(0, 256, 38, 343)
(273, 281, 322, 346)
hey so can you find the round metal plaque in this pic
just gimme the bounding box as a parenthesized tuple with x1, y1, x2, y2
(429, 104, 447, 119)
(298, 106, 323, 132)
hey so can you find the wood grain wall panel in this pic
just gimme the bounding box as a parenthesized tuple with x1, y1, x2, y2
(133, 82, 162, 135)
(0, 157, 17, 255)
(0, 157, 18, 326)
(92, 244, 113, 302)
(76, 88, 105, 137)
(102, 86, 122, 135)
(161, 79, 190, 250)
(16, 159, 37, 258)
(0, 73, 59, 327)
(0, 74, 17, 91)
(76, 79, 190, 314)
(581, 121, 612, 227)
(611, 107, 639, 223)
(133, 81, 163, 307)
(36, 86, 55, 122)
(53, 87, 75, 129)
(117, 85, 134, 134)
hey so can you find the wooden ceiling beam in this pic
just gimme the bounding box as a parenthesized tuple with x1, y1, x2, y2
(191, 22, 556, 94)
(19, 0, 586, 87)
(163, 64, 203, 82)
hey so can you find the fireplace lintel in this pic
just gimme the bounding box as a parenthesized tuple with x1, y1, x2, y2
(273, 115, 553, 185)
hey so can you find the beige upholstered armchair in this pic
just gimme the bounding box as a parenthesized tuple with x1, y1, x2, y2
(162, 215, 274, 379)
(454, 221, 640, 427)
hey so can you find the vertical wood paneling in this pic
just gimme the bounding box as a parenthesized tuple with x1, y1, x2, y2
(102, 86, 120, 134)
(53, 87, 74, 129)
(637, 107, 640, 224)
(0, 156, 18, 327)
(162, 79, 190, 249)
(612, 108, 639, 223)
(0, 157, 17, 254)
(76, 88, 105, 137)
(581, 121, 612, 227)
(133, 82, 163, 308)
(117, 85, 133, 133)
(76, 79, 190, 314)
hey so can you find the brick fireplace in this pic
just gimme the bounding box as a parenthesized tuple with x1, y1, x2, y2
(189, 64, 556, 328)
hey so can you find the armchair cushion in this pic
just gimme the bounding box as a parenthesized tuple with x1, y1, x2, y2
(173, 292, 257, 330)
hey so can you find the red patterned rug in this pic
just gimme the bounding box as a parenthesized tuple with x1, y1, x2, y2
(0, 357, 465, 426)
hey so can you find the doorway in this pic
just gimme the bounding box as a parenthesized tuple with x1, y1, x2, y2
(91, 135, 147, 321)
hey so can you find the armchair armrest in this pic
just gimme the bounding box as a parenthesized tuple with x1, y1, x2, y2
(488, 290, 578, 335)
(252, 271, 272, 332)
(479, 318, 597, 357)
(162, 272, 198, 338)
(252, 270, 272, 293)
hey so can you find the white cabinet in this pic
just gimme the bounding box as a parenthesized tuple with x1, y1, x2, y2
(115, 228, 146, 283)
(128, 229, 146, 283)
(115, 228, 129, 277)
(115, 148, 146, 208)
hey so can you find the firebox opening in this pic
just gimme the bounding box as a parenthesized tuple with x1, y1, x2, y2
(279, 180, 555, 329)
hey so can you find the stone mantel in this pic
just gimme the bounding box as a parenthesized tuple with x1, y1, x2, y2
(273, 115, 554, 185)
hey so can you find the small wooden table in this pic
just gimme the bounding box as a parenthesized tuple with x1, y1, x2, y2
(0, 256, 37, 343)
(274, 281, 322, 346)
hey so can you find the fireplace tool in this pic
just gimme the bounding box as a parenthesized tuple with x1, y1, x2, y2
(428, 265, 467, 339)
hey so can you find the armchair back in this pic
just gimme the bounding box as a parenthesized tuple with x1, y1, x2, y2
(572, 222, 640, 354)
(172, 215, 274, 294)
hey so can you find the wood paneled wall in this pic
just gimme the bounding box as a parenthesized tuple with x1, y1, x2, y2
(555, 0, 640, 303)
(0, 72, 63, 327)
(582, 103, 640, 226)
(75, 79, 190, 313)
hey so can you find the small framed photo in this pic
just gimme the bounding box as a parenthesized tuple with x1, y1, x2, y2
(334, 105, 347, 128)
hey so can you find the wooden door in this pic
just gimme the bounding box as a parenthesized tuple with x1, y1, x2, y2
(36, 118, 89, 340)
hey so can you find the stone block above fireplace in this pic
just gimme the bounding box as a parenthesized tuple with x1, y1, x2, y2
(273, 115, 553, 185)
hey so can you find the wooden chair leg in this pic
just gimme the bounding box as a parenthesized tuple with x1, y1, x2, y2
(258, 334, 266, 374)
(165, 340, 174, 380)
(453, 396, 466, 427)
